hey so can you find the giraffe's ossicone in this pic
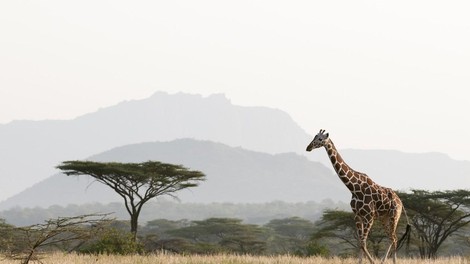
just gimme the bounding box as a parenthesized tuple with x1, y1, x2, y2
(306, 129, 409, 264)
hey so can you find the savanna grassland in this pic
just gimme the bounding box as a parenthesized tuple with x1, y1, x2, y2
(3, 253, 470, 264)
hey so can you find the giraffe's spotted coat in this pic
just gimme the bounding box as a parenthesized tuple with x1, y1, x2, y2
(306, 130, 404, 264)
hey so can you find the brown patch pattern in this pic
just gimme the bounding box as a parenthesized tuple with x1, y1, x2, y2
(323, 139, 403, 264)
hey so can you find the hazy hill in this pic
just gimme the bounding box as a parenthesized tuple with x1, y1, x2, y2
(3, 139, 469, 211)
(2, 91, 469, 207)
(0, 139, 346, 210)
(310, 148, 470, 191)
(336, 149, 470, 191)
(0, 92, 311, 201)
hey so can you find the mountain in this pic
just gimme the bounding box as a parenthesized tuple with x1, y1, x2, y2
(335, 149, 470, 191)
(3, 139, 469, 211)
(3, 91, 469, 207)
(310, 147, 470, 191)
(0, 139, 346, 209)
(0, 92, 311, 201)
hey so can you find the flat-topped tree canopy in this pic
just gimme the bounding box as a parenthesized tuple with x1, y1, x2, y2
(58, 160, 205, 198)
(57, 160, 206, 240)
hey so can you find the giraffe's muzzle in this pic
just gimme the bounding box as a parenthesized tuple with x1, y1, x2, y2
(306, 144, 314, 152)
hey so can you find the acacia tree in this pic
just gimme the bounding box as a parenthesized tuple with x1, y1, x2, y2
(311, 210, 394, 257)
(398, 189, 470, 259)
(264, 217, 317, 255)
(57, 160, 205, 241)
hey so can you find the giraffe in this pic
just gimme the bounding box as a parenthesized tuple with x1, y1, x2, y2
(306, 129, 408, 264)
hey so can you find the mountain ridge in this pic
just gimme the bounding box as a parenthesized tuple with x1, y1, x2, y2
(0, 92, 310, 201)
(2, 91, 469, 205)
(0, 139, 346, 210)
(3, 137, 470, 210)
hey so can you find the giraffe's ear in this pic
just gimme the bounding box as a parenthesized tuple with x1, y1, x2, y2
(325, 133, 329, 138)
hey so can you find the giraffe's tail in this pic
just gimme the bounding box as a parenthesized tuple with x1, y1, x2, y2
(397, 206, 412, 250)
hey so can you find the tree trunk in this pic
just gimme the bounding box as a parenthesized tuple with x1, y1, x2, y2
(130, 213, 139, 242)
(22, 249, 35, 264)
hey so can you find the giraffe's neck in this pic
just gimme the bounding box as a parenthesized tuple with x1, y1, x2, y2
(323, 139, 357, 192)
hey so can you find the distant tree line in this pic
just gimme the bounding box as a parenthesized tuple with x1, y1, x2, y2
(0, 215, 325, 261)
(0, 199, 348, 227)
(3, 189, 470, 262)
(2, 189, 470, 262)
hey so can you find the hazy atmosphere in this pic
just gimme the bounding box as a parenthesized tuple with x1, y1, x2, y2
(2, 2, 470, 262)
(1, 0, 469, 161)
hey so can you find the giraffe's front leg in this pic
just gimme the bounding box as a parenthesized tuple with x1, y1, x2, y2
(355, 215, 376, 264)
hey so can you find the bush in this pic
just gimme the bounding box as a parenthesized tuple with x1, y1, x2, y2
(0, 219, 15, 251)
(79, 228, 143, 255)
(305, 241, 329, 257)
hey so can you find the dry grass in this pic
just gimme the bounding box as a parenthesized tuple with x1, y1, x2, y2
(2, 253, 470, 264)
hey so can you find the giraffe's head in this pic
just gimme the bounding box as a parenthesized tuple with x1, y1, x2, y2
(306, 129, 329, 151)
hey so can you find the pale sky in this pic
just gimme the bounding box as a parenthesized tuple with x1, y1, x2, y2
(1, 0, 469, 161)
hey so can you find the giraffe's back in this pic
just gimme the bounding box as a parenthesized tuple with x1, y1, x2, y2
(373, 186, 403, 219)
(349, 175, 402, 219)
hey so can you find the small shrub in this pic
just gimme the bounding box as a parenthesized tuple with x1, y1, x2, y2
(305, 241, 329, 257)
(79, 228, 143, 255)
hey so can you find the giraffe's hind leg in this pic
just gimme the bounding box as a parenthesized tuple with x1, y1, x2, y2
(380, 211, 401, 263)
(381, 226, 398, 263)
(380, 218, 394, 263)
